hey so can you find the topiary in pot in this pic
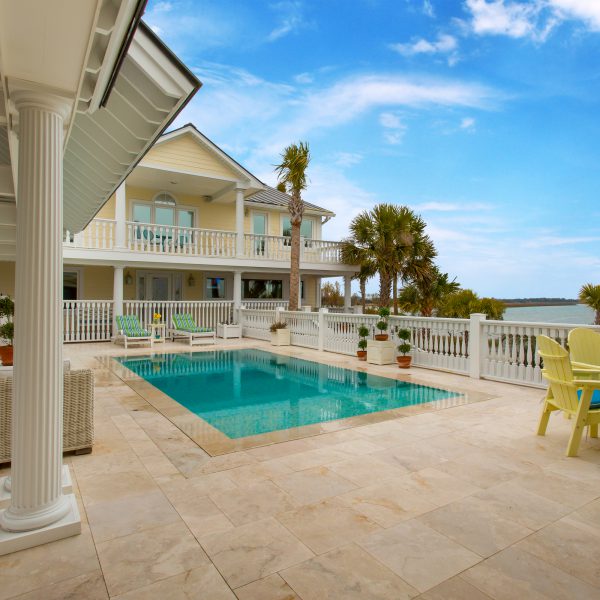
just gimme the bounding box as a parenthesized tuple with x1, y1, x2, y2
(396, 328, 412, 368)
(357, 324, 370, 360)
(0, 296, 14, 366)
(270, 321, 290, 346)
(375, 306, 390, 341)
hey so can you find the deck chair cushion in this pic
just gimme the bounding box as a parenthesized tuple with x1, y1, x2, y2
(576, 388, 600, 409)
(173, 313, 213, 333)
(117, 315, 150, 337)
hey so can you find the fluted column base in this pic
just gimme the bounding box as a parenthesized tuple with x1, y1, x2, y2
(0, 466, 73, 510)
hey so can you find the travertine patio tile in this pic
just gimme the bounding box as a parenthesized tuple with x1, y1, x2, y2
(0, 524, 100, 600)
(200, 517, 313, 588)
(227, 459, 294, 487)
(338, 476, 438, 527)
(191, 452, 258, 475)
(210, 480, 299, 526)
(462, 546, 600, 600)
(112, 564, 236, 600)
(474, 480, 571, 530)
(269, 446, 353, 472)
(96, 521, 208, 597)
(273, 466, 357, 505)
(358, 520, 481, 592)
(246, 439, 317, 461)
(234, 573, 300, 600)
(517, 519, 600, 587)
(11, 570, 108, 600)
(280, 543, 418, 600)
(277, 497, 381, 554)
(327, 454, 409, 486)
(418, 495, 534, 557)
(86, 489, 180, 543)
(418, 575, 493, 600)
(510, 471, 599, 508)
(562, 497, 600, 537)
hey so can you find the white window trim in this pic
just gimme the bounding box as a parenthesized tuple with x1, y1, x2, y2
(63, 267, 84, 300)
(135, 270, 183, 301)
(250, 210, 269, 235)
(203, 275, 227, 300)
(280, 214, 314, 239)
(130, 198, 198, 228)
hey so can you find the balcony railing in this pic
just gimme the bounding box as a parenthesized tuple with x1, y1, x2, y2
(64, 219, 345, 264)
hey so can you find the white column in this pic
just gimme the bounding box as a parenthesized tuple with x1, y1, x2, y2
(113, 266, 124, 335)
(315, 277, 322, 309)
(233, 270, 242, 324)
(114, 183, 126, 248)
(0, 92, 80, 546)
(317, 307, 328, 352)
(344, 274, 352, 310)
(468, 313, 487, 379)
(235, 188, 245, 257)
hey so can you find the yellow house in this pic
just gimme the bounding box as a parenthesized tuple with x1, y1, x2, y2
(1, 123, 356, 340)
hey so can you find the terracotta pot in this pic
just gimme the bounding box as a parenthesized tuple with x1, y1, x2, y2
(396, 355, 412, 369)
(357, 350, 367, 361)
(0, 345, 13, 367)
(374, 334, 388, 341)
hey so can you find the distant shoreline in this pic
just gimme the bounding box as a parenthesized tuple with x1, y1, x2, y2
(502, 301, 579, 308)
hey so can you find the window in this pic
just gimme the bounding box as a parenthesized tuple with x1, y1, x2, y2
(132, 195, 195, 229)
(281, 216, 313, 239)
(63, 270, 80, 300)
(205, 277, 226, 299)
(243, 279, 283, 299)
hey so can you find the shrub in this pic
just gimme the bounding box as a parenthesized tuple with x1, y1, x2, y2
(358, 338, 368, 351)
(397, 342, 411, 355)
(0, 296, 14, 318)
(357, 325, 370, 338)
(0, 321, 14, 344)
(270, 321, 287, 332)
(376, 320, 388, 332)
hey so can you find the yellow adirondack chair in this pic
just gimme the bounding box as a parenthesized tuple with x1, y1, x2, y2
(537, 335, 600, 456)
(568, 327, 600, 371)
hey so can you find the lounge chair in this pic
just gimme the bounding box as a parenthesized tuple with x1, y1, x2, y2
(536, 335, 600, 456)
(170, 313, 215, 346)
(568, 327, 600, 371)
(114, 315, 153, 348)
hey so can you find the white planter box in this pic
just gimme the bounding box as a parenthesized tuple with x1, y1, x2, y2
(366, 339, 396, 365)
(217, 323, 242, 339)
(271, 328, 291, 346)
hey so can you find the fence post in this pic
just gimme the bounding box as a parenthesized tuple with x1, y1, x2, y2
(276, 306, 285, 324)
(318, 307, 328, 351)
(469, 313, 487, 379)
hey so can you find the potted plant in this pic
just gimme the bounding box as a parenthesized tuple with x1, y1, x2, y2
(270, 321, 290, 346)
(0, 296, 14, 366)
(357, 325, 369, 360)
(374, 306, 390, 341)
(396, 328, 412, 368)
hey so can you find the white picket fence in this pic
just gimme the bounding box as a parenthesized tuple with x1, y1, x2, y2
(239, 308, 600, 389)
(124, 301, 234, 330)
(63, 300, 113, 342)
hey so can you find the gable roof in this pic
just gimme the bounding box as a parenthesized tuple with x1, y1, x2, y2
(156, 123, 263, 189)
(246, 186, 334, 216)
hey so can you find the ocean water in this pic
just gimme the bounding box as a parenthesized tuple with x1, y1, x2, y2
(118, 349, 459, 439)
(504, 304, 595, 325)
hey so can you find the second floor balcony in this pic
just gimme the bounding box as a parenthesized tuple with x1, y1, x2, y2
(63, 218, 347, 266)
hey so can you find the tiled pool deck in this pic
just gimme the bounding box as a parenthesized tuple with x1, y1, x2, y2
(1, 339, 599, 599)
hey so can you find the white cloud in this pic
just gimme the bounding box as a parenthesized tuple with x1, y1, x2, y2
(460, 116, 476, 130)
(390, 33, 458, 56)
(267, 1, 307, 42)
(423, 0, 436, 17)
(379, 112, 407, 144)
(294, 72, 314, 84)
(332, 152, 363, 167)
(549, 0, 600, 31)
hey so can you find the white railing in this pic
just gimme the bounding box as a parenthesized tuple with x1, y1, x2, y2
(239, 308, 600, 389)
(242, 300, 289, 310)
(244, 233, 290, 260)
(64, 219, 116, 249)
(240, 309, 276, 341)
(124, 300, 234, 330)
(63, 300, 113, 342)
(126, 222, 237, 257)
(302, 239, 343, 263)
(281, 310, 320, 348)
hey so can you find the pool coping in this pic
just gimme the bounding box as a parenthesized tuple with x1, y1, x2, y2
(103, 341, 497, 456)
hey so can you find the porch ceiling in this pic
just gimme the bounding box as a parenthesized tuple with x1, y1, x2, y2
(126, 164, 235, 198)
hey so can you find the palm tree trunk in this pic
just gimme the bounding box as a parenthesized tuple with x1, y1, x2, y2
(392, 273, 398, 315)
(596, 309, 600, 326)
(379, 271, 391, 308)
(289, 221, 301, 311)
(360, 277, 366, 311)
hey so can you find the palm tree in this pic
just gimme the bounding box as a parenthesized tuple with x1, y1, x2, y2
(275, 142, 310, 311)
(341, 240, 376, 311)
(398, 266, 459, 316)
(579, 283, 600, 325)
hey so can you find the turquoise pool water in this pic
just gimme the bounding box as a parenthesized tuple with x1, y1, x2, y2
(117, 349, 459, 439)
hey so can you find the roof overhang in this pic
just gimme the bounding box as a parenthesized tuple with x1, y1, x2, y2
(64, 21, 200, 231)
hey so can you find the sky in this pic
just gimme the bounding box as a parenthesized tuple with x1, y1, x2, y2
(145, 0, 600, 298)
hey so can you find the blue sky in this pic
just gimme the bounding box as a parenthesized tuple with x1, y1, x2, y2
(145, 0, 600, 298)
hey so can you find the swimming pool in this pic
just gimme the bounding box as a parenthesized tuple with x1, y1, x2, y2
(117, 349, 460, 439)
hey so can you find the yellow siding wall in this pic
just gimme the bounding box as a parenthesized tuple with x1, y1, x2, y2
(81, 266, 113, 299)
(141, 134, 239, 180)
(96, 195, 115, 219)
(0, 261, 15, 296)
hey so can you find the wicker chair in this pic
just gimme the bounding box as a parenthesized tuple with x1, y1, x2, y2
(0, 369, 94, 464)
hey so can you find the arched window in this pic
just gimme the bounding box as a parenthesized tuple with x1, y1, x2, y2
(153, 191, 177, 206)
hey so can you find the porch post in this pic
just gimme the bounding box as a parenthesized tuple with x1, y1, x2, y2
(235, 187, 245, 257)
(0, 91, 80, 551)
(233, 270, 242, 323)
(315, 277, 322, 308)
(114, 183, 126, 249)
(344, 274, 352, 311)
(468, 313, 487, 379)
(113, 266, 124, 335)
